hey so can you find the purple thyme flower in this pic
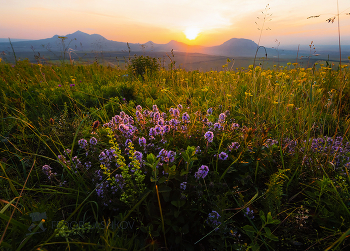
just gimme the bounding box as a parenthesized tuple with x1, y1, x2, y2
(218, 152, 228, 160)
(136, 105, 142, 111)
(218, 113, 226, 124)
(207, 108, 213, 115)
(182, 112, 190, 123)
(195, 146, 201, 154)
(231, 123, 240, 130)
(78, 139, 88, 149)
(64, 149, 71, 156)
(139, 137, 146, 148)
(125, 139, 132, 147)
(177, 104, 183, 110)
(213, 123, 223, 131)
(90, 137, 97, 145)
(204, 131, 214, 143)
(180, 182, 187, 190)
(228, 142, 240, 152)
(134, 151, 143, 164)
(244, 207, 254, 219)
(42, 165, 57, 180)
(195, 165, 209, 179)
(206, 211, 221, 230)
(152, 104, 159, 112)
(265, 139, 278, 147)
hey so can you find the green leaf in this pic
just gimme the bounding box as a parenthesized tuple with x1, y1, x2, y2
(158, 177, 168, 184)
(150, 177, 158, 182)
(251, 242, 260, 251)
(243, 225, 256, 233)
(158, 185, 172, 193)
(259, 210, 266, 224)
(171, 200, 186, 208)
(266, 232, 279, 241)
(266, 212, 273, 224)
(180, 170, 189, 176)
(264, 226, 271, 237)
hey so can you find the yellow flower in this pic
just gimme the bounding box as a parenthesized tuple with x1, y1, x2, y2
(273, 101, 279, 104)
(72, 79, 75, 82)
(287, 104, 294, 107)
(226, 94, 232, 97)
(255, 66, 261, 72)
(0, 58, 2, 63)
(248, 65, 254, 69)
(38, 63, 43, 68)
(201, 88, 208, 92)
(287, 62, 291, 66)
(245, 92, 253, 96)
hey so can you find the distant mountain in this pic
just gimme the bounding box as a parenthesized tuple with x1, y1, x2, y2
(3, 30, 347, 60)
(0, 30, 261, 57)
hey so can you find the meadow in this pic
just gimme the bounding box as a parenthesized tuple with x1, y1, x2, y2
(1, 55, 350, 250)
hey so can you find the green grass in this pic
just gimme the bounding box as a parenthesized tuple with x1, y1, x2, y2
(1, 57, 350, 250)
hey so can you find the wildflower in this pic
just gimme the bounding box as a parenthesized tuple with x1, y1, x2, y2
(228, 142, 240, 151)
(206, 211, 221, 230)
(125, 139, 132, 147)
(180, 182, 187, 190)
(265, 139, 278, 147)
(182, 112, 190, 123)
(231, 123, 240, 130)
(42, 165, 57, 180)
(195, 146, 201, 154)
(207, 108, 213, 115)
(195, 165, 209, 179)
(136, 111, 144, 122)
(152, 104, 159, 112)
(139, 137, 146, 148)
(78, 139, 88, 149)
(149, 127, 156, 137)
(204, 131, 214, 143)
(218, 113, 226, 124)
(90, 137, 98, 145)
(177, 104, 183, 110)
(64, 149, 71, 156)
(136, 105, 142, 111)
(70, 84, 75, 87)
(213, 122, 223, 131)
(218, 152, 228, 160)
(134, 151, 143, 164)
(167, 150, 176, 162)
(58, 85, 61, 87)
(85, 161, 92, 169)
(244, 207, 254, 219)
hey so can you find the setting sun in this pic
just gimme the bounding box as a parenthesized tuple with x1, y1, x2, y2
(184, 27, 200, 40)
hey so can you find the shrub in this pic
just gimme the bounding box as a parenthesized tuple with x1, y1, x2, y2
(128, 55, 160, 80)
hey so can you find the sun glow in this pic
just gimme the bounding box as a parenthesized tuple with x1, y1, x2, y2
(184, 27, 200, 40)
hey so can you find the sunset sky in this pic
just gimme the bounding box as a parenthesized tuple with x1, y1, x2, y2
(1, 0, 350, 48)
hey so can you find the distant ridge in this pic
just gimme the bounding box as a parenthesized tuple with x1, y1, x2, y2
(0, 30, 259, 57)
(3, 30, 348, 59)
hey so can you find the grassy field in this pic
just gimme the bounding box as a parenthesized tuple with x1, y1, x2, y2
(1, 56, 350, 250)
